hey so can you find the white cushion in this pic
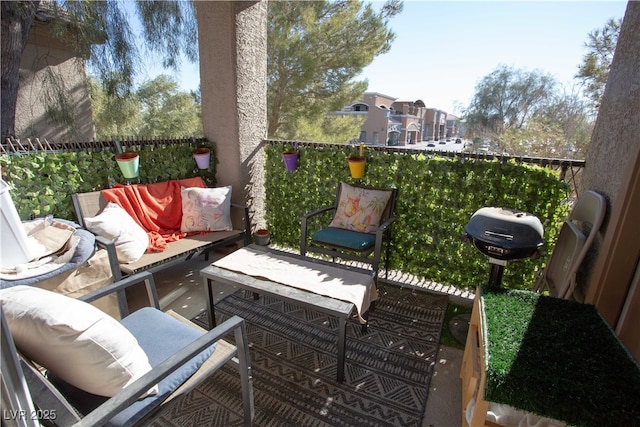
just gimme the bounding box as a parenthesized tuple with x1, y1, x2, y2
(84, 202, 148, 263)
(0, 285, 158, 398)
(180, 186, 233, 232)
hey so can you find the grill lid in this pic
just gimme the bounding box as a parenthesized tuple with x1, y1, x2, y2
(465, 207, 544, 260)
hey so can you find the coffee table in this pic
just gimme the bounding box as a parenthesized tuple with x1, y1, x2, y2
(200, 245, 377, 382)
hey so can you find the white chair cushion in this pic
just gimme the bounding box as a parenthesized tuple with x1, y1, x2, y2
(0, 285, 158, 398)
(84, 202, 149, 263)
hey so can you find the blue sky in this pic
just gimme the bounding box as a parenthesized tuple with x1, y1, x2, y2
(360, 0, 628, 113)
(140, 1, 628, 114)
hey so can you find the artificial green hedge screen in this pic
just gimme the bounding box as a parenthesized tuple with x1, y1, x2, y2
(265, 142, 570, 292)
(1, 140, 569, 292)
(0, 142, 216, 221)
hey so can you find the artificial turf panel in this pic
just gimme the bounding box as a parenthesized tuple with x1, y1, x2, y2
(480, 288, 640, 427)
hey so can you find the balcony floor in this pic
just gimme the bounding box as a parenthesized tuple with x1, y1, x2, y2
(127, 246, 465, 427)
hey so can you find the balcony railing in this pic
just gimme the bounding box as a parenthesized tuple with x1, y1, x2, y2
(263, 139, 578, 293)
(1, 136, 582, 294)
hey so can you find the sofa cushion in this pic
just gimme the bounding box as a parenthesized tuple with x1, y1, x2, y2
(328, 183, 393, 233)
(180, 186, 233, 232)
(0, 286, 157, 398)
(84, 202, 149, 263)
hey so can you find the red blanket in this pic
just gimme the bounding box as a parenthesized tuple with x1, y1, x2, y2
(101, 177, 206, 252)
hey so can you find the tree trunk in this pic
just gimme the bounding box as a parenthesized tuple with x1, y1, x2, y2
(1, 1, 39, 138)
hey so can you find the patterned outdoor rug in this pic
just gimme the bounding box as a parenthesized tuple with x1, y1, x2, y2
(152, 283, 448, 427)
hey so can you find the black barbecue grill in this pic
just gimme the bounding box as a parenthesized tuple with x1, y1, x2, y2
(465, 207, 544, 288)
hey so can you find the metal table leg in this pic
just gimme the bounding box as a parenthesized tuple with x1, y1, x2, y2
(203, 277, 217, 329)
(337, 316, 347, 382)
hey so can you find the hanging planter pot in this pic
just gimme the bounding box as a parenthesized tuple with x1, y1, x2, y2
(193, 147, 211, 170)
(282, 141, 299, 171)
(282, 151, 299, 171)
(348, 144, 366, 179)
(115, 152, 140, 179)
(348, 155, 366, 179)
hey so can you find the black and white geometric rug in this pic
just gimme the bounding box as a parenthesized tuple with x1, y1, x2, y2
(152, 284, 448, 427)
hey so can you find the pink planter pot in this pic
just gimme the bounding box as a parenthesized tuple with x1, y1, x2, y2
(193, 148, 211, 170)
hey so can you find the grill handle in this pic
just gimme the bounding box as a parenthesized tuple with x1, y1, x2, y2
(484, 230, 514, 240)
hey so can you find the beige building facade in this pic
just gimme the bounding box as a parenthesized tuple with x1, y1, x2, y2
(334, 92, 458, 145)
(16, 11, 96, 141)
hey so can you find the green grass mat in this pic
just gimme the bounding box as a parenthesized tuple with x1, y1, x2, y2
(481, 288, 640, 427)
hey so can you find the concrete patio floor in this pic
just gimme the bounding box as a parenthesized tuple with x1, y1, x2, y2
(129, 248, 465, 427)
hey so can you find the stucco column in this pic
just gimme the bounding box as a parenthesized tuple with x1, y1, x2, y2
(580, 1, 640, 344)
(196, 1, 267, 230)
(582, 1, 640, 202)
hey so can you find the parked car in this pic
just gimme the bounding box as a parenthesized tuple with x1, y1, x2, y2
(439, 140, 446, 144)
(455, 138, 462, 144)
(427, 142, 436, 147)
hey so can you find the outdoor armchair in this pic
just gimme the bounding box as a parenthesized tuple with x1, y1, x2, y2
(0, 271, 254, 427)
(300, 182, 398, 284)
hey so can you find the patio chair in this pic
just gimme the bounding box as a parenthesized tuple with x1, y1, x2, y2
(300, 182, 398, 284)
(534, 190, 606, 299)
(0, 271, 254, 427)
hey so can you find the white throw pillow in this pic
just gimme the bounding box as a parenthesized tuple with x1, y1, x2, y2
(180, 186, 233, 232)
(0, 286, 158, 398)
(84, 202, 148, 263)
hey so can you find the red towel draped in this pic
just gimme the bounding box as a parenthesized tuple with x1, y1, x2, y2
(101, 177, 206, 252)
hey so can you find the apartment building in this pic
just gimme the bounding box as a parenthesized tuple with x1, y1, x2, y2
(334, 92, 457, 146)
(16, 4, 99, 140)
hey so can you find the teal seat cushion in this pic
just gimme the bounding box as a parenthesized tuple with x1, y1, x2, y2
(312, 227, 375, 251)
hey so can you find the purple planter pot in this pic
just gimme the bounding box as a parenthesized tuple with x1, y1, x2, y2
(282, 152, 298, 171)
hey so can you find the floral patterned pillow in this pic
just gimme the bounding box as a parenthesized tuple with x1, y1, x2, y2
(328, 183, 393, 233)
(181, 186, 232, 232)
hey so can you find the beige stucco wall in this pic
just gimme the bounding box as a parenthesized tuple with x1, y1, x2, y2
(579, 0, 639, 293)
(363, 92, 396, 108)
(579, 1, 639, 356)
(582, 2, 640, 204)
(361, 107, 389, 144)
(196, 1, 268, 230)
(16, 20, 95, 141)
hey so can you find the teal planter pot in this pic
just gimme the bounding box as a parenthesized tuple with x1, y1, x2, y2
(115, 152, 140, 179)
